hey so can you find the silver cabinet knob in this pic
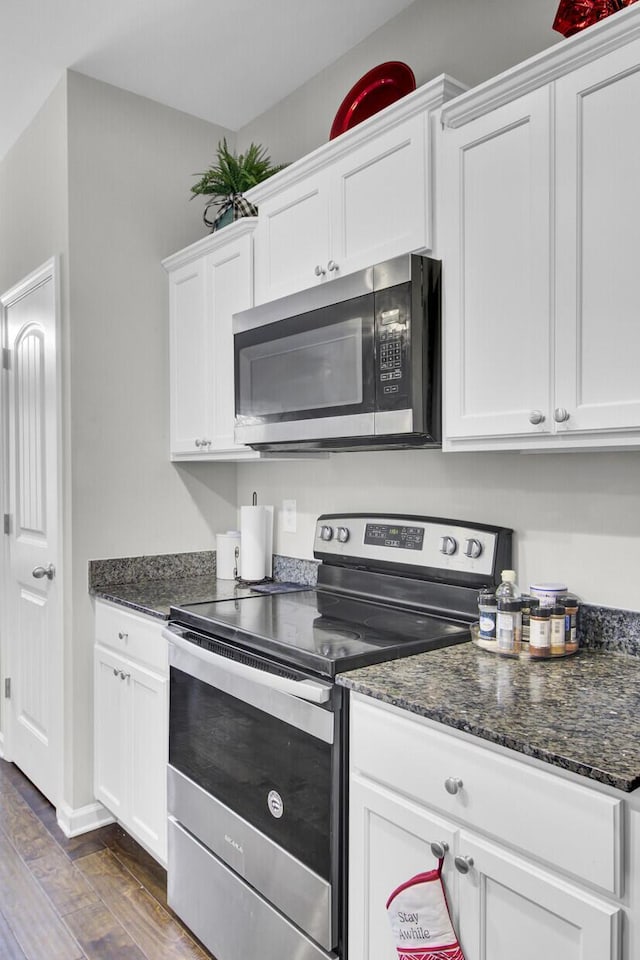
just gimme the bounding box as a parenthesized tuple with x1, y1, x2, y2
(336, 526, 350, 543)
(454, 855, 474, 875)
(314, 265, 326, 277)
(32, 563, 55, 581)
(444, 777, 463, 795)
(464, 538, 483, 559)
(319, 524, 334, 541)
(113, 668, 119, 677)
(120, 671, 131, 681)
(195, 438, 211, 448)
(327, 260, 339, 273)
(554, 407, 570, 423)
(529, 410, 546, 425)
(430, 840, 449, 859)
(439, 536, 458, 557)
(118, 631, 128, 641)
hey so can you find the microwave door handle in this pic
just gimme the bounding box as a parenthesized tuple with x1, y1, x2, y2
(165, 629, 332, 705)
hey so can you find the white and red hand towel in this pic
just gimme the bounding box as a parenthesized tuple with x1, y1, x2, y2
(386, 861, 465, 960)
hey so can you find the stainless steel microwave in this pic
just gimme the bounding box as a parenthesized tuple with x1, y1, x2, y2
(232, 254, 441, 452)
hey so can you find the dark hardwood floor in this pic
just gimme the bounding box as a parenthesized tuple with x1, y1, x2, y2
(0, 757, 215, 959)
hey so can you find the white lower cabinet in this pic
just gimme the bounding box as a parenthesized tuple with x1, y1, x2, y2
(349, 693, 627, 960)
(94, 602, 168, 864)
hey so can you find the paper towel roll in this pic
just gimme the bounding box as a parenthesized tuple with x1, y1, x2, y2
(216, 530, 241, 580)
(240, 505, 273, 582)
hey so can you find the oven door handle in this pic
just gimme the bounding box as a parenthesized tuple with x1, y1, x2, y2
(164, 629, 332, 705)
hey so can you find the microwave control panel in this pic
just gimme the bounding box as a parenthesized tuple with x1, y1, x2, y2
(374, 283, 411, 411)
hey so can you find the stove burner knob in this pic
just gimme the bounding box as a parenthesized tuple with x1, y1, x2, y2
(336, 526, 350, 544)
(439, 535, 458, 556)
(464, 538, 483, 559)
(319, 525, 334, 542)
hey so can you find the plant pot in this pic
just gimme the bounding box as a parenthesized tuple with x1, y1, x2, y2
(203, 194, 258, 232)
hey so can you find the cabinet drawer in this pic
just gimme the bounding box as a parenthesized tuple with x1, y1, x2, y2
(351, 696, 622, 895)
(94, 601, 167, 673)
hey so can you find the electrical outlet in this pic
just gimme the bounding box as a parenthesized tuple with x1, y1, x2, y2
(282, 499, 297, 534)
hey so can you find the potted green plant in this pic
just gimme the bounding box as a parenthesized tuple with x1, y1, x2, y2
(191, 139, 286, 232)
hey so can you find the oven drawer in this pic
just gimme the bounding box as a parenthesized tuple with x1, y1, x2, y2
(168, 817, 337, 960)
(350, 695, 622, 896)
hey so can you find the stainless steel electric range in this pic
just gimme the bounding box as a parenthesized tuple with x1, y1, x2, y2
(165, 514, 512, 960)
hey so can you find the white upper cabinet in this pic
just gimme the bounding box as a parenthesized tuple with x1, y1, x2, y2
(248, 76, 466, 305)
(555, 38, 640, 435)
(441, 7, 640, 451)
(163, 218, 260, 461)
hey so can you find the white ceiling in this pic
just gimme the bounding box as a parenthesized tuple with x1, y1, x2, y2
(1, 0, 417, 161)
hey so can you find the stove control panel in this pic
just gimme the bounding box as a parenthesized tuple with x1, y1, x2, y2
(314, 514, 512, 582)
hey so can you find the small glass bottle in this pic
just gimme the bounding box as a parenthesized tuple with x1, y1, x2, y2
(529, 605, 551, 658)
(496, 570, 520, 602)
(478, 589, 497, 640)
(560, 595, 579, 654)
(497, 598, 522, 654)
(549, 604, 566, 656)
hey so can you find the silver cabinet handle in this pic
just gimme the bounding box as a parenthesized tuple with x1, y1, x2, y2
(32, 563, 55, 580)
(529, 410, 545, 425)
(314, 264, 326, 277)
(430, 840, 449, 859)
(113, 668, 119, 677)
(454, 855, 474, 875)
(327, 260, 339, 273)
(444, 777, 463, 795)
(195, 438, 211, 448)
(118, 631, 128, 641)
(554, 407, 570, 423)
(120, 671, 130, 681)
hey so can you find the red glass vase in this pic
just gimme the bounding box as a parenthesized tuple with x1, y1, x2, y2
(552, 0, 630, 36)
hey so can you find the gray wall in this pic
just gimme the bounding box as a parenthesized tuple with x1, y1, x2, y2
(236, 0, 560, 164)
(235, 0, 640, 612)
(64, 72, 241, 806)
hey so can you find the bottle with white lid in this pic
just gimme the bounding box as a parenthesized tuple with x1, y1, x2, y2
(530, 582, 568, 608)
(495, 570, 520, 602)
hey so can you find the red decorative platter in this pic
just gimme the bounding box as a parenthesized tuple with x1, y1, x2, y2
(329, 61, 416, 140)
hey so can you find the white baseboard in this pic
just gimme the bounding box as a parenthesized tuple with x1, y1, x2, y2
(56, 800, 115, 837)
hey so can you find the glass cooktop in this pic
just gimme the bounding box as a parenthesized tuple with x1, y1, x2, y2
(170, 589, 469, 677)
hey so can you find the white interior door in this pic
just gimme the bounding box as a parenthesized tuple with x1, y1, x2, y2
(1, 258, 62, 807)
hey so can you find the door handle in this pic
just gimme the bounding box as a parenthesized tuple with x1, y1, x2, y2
(32, 563, 55, 581)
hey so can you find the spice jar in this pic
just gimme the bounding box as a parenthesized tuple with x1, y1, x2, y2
(549, 604, 566, 655)
(478, 589, 497, 640)
(560, 595, 579, 654)
(529, 605, 551, 658)
(520, 594, 537, 644)
(497, 598, 522, 654)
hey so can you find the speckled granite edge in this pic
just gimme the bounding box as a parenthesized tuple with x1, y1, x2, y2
(579, 603, 640, 656)
(272, 555, 319, 586)
(88, 551, 216, 589)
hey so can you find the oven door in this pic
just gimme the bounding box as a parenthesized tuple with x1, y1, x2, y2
(166, 627, 342, 958)
(234, 291, 375, 446)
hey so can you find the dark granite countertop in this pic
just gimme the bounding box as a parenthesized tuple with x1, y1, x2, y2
(338, 643, 640, 793)
(91, 576, 259, 620)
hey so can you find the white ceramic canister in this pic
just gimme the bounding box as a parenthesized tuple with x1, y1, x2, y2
(529, 582, 568, 608)
(216, 530, 241, 580)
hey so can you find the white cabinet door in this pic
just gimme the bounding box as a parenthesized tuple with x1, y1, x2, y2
(331, 112, 429, 279)
(205, 233, 258, 457)
(442, 87, 553, 441)
(457, 832, 620, 960)
(94, 631, 168, 865)
(349, 772, 458, 960)
(555, 38, 640, 435)
(168, 258, 213, 456)
(129, 662, 168, 864)
(253, 175, 331, 304)
(94, 645, 130, 819)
